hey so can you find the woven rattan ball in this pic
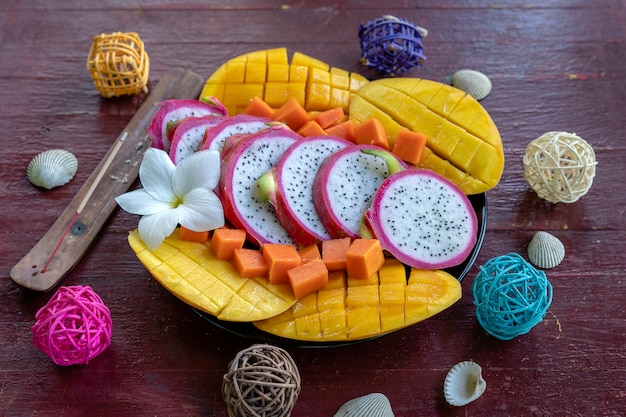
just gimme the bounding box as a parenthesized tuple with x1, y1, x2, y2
(86, 31, 149, 98)
(358, 15, 427, 76)
(523, 131, 597, 203)
(472, 253, 553, 340)
(31, 286, 112, 366)
(223, 344, 301, 417)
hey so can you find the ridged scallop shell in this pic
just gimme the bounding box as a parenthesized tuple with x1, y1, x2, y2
(443, 361, 486, 406)
(527, 231, 565, 269)
(334, 393, 394, 417)
(451, 69, 492, 101)
(27, 149, 78, 190)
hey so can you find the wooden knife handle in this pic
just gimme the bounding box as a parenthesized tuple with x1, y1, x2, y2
(11, 68, 205, 291)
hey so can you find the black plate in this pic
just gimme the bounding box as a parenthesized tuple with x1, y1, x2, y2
(194, 192, 487, 348)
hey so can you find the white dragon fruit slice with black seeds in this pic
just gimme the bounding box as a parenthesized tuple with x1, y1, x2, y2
(313, 144, 407, 239)
(168, 115, 226, 164)
(201, 114, 274, 154)
(365, 169, 478, 270)
(146, 98, 227, 152)
(219, 125, 301, 246)
(257, 135, 353, 246)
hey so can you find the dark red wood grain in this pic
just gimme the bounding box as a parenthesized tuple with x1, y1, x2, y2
(1, 1, 625, 416)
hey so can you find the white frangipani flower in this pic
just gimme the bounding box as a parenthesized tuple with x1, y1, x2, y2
(116, 148, 224, 249)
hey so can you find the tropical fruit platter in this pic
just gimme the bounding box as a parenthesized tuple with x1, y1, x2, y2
(123, 47, 503, 346)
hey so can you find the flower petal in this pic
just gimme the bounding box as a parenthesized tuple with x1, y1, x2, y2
(137, 209, 182, 250)
(115, 189, 174, 215)
(172, 150, 221, 196)
(140, 148, 177, 202)
(178, 188, 225, 231)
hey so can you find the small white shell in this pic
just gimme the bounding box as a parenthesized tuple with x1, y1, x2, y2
(334, 393, 394, 417)
(443, 361, 486, 406)
(451, 69, 492, 100)
(527, 231, 565, 269)
(27, 149, 78, 190)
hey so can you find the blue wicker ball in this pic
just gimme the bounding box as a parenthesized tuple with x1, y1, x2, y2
(472, 253, 553, 340)
(358, 15, 427, 76)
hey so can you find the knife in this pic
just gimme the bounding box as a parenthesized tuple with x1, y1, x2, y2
(11, 68, 205, 291)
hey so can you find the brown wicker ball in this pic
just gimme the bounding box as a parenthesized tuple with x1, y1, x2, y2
(86, 32, 149, 98)
(223, 344, 301, 417)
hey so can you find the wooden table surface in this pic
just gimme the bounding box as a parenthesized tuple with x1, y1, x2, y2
(2, 1, 625, 416)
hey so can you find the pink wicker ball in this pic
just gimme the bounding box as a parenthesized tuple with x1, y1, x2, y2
(32, 285, 112, 366)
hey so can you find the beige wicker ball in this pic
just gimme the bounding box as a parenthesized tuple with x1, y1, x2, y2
(86, 32, 149, 98)
(523, 131, 597, 203)
(222, 344, 301, 417)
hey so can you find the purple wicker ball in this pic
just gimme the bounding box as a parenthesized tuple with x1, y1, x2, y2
(358, 15, 427, 76)
(32, 285, 112, 366)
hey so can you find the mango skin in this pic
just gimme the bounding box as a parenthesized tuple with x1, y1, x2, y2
(128, 229, 296, 322)
(200, 48, 369, 115)
(349, 78, 504, 194)
(253, 258, 462, 342)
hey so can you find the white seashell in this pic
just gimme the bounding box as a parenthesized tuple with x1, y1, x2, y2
(527, 231, 565, 269)
(451, 69, 492, 101)
(27, 149, 78, 190)
(334, 393, 394, 417)
(443, 361, 486, 406)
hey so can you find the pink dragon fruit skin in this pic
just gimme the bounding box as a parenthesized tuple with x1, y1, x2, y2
(313, 144, 408, 239)
(219, 128, 301, 247)
(365, 169, 478, 270)
(257, 135, 353, 247)
(168, 115, 226, 164)
(146, 98, 227, 151)
(201, 114, 274, 153)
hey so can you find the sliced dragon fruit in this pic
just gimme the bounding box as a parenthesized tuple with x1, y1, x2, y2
(312, 144, 407, 239)
(257, 135, 353, 246)
(168, 115, 226, 164)
(201, 114, 274, 153)
(146, 98, 227, 151)
(364, 168, 478, 270)
(219, 125, 301, 246)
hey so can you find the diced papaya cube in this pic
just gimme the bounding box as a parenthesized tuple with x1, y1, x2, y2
(325, 119, 356, 143)
(297, 120, 327, 137)
(288, 259, 329, 299)
(210, 228, 247, 260)
(245, 96, 275, 118)
(272, 97, 310, 130)
(312, 107, 345, 129)
(392, 129, 428, 165)
(263, 243, 302, 284)
(321, 237, 352, 272)
(232, 248, 268, 278)
(298, 243, 322, 264)
(178, 226, 209, 243)
(345, 239, 385, 279)
(354, 118, 390, 149)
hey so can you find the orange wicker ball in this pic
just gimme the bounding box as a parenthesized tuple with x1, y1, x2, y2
(86, 31, 149, 98)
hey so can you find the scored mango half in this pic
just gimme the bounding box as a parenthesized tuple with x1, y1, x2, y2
(253, 258, 462, 342)
(200, 47, 369, 115)
(128, 229, 297, 322)
(349, 78, 504, 194)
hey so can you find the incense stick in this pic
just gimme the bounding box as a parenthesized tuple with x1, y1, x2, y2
(41, 132, 128, 273)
